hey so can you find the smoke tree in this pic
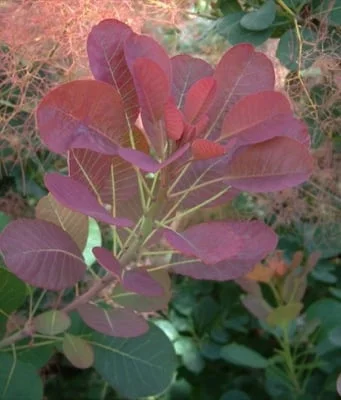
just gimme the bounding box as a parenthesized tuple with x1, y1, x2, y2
(0, 19, 313, 399)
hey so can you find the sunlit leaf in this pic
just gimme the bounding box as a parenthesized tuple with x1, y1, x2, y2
(206, 43, 275, 140)
(224, 137, 313, 192)
(87, 19, 139, 123)
(36, 80, 128, 154)
(183, 77, 217, 123)
(191, 139, 225, 160)
(0, 219, 86, 290)
(221, 91, 310, 146)
(36, 193, 88, 251)
(171, 55, 213, 109)
(77, 303, 148, 337)
(164, 99, 184, 141)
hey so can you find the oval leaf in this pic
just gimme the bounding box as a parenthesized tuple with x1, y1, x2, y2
(164, 99, 184, 141)
(36, 80, 127, 154)
(93, 323, 176, 399)
(224, 137, 313, 192)
(36, 193, 88, 251)
(122, 268, 164, 297)
(44, 173, 133, 227)
(63, 333, 94, 369)
(267, 303, 303, 327)
(221, 342, 268, 368)
(0, 267, 27, 314)
(77, 303, 148, 337)
(92, 247, 122, 277)
(192, 139, 225, 160)
(34, 310, 71, 335)
(240, 0, 276, 31)
(0, 219, 86, 290)
(0, 354, 43, 400)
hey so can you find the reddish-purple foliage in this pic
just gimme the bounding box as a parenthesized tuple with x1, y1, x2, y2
(0, 18, 314, 338)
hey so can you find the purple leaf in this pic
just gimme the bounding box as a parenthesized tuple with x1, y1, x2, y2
(87, 19, 139, 123)
(164, 99, 184, 141)
(171, 221, 278, 281)
(223, 137, 314, 192)
(36, 80, 128, 154)
(118, 143, 190, 173)
(45, 173, 133, 227)
(206, 44, 275, 140)
(183, 77, 216, 124)
(124, 32, 171, 84)
(0, 219, 86, 290)
(163, 222, 243, 265)
(221, 91, 310, 146)
(77, 304, 148, 337)
(171, 55, 213, 109)
(122, 268, 164, 297)
(92, 247, 122, 277)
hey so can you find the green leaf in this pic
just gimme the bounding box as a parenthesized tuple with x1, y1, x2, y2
(34, 310, 71, 335)
(218, 0, 242, 15)
(0, 267, 27, 314)
(16, 338, 55, 368)
(193, 296, 220, 336)
(220, 342, 268, 368)
(82, 218, 102, 267)
(216, 12, 273, 46)
(220, 390, 251, 400)
(329, 326, 341, 347)
(276, 28, 318, 71)
(240, 0, 276, 31)
(63, 333, 94, 369)
(0, 353, 43, 400)
(306, 299, 341, 354)
(92, 323, 176, 399)
(267, 303, 303, 327)
(0, 212, 11, 233)
(174, 337, 205, 374)
(303, 223, 341, 259)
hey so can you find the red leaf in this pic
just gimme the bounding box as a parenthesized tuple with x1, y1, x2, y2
(171, 55, 213, 109)
(36, 80, 128, 154)
(224, 137, 313, 192)
(206, 44, 275, 140)
(118, 143, 190, 173)
(164, 99, 184, 141)
(221, 91, 310, 145)
(171, 221, 278, 281)
(191, 139, 225, 160)
(163, 222, 243, 265)
(124, 32, 171, 85)
(77, 304, 148, 337)
(87, 19, 139, 123)
(0, 219, 86, 290)
(92, 247, 122, 278)
(44, 173, 133, 227)
(183, 77, 216, 123)
(122, 268, 164, 297)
